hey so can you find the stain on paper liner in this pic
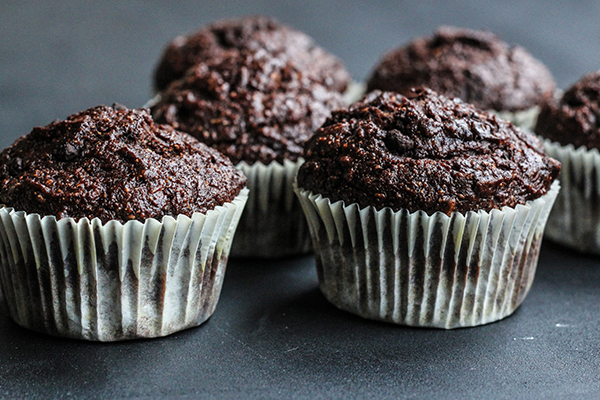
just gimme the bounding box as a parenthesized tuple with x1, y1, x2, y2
(0, 189, 248, 341)
(295, 181, 559, 329)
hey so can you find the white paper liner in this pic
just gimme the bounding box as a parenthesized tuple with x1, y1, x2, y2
(490, 107, 540, 131)
(542, 140, 600, 254)
(0, 189, 248, 341)
(232, 159, 311, 258)
(343, 81, 367, 104)
(295, 182, 559, 329)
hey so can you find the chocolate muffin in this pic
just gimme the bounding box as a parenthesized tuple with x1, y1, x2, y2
(366, 27, 556, 114)
(0, 105, 249, 341)
(151, 49, 345, 257)
(0, 105, 246, 223)
(152, 50, 346, 165)
(299, 89, 560, 215)
(295, 89, 561, 328)
(153, 15, 350, 93)
(535, 71, 600, 254)
(535, 70, 600, 149)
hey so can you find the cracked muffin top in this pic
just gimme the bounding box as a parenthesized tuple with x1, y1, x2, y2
(298, 89, 561, 215)
(366, 27, 556, 112)
(153, 15, 350, 93)
(0, 105, 246, 223)
(151, 50, 346, 164)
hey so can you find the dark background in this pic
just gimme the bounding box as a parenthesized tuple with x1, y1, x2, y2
(1, 1, 600, 398)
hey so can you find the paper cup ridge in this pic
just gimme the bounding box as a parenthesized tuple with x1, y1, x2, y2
(295, 182, 559, 328)
(542, 140, 600, 254)
(232, 159, 311, 257)
(0, 188, 248, 341)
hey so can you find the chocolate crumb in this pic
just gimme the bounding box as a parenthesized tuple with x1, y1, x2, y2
(152, 51, 346, 164)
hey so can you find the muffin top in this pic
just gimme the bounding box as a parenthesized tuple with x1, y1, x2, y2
(151, 50, 346, 165)
(535, 70, 600, 150)
(153, 15, 350, 93)
(366, 27, 556, 112)
(298, 89, 561, 215)
(0, 105, 246, 223)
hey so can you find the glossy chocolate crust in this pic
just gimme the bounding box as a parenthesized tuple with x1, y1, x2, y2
(0, 105, 246, 223)
(153, 15, 350, 93)
(298, 89, 561, 215)
(366, 27, 556, 112)
(151, 51, 346, 165)
(535, 71, 600, 150)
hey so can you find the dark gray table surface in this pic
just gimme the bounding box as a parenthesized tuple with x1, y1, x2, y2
(1, 1, 600, 398)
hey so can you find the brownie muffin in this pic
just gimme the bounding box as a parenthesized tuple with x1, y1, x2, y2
(153, 15, 350, 93)
(366, 27, 556, 118)
(535, 71, 600, 254)
(0, 105, 248, 341)
(151, 50, 346, 258)
(295, 89, 560, 328)
(299, 89, 560, 214)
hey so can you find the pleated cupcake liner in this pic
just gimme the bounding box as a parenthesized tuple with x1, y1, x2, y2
(295, 182, 559, 329)
(231, 159, 312, 258)
(542, 140, 600, 254)
(0, 188, 248, 341)
(486, 90, 563, 130)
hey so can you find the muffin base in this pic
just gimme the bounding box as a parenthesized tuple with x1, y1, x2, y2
(231, 159, 311, 258)
(295, 182, 559, 329)
(542, 140, 600, 254)
(0, 189, 248, 341)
